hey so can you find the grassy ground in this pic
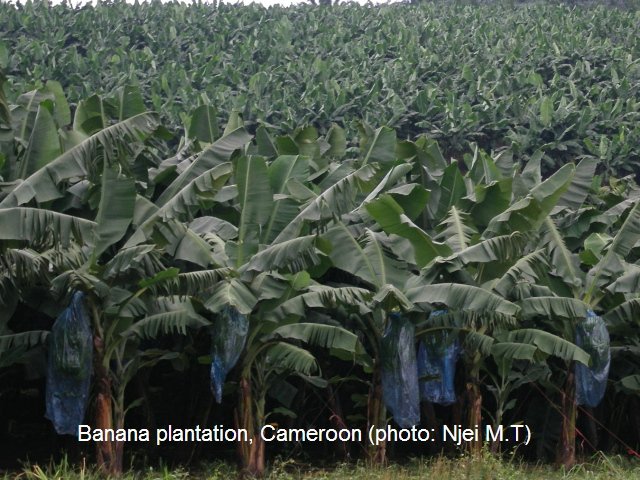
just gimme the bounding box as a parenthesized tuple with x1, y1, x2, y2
(4, 453, 640, 480)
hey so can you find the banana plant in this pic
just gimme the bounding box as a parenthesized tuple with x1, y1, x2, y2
(0, 88, 213, 474)
(125, 119, 386, 476)
(362, 141, 579, 454)
(302, 137, 540, 462)
(510, 156, 640, 467)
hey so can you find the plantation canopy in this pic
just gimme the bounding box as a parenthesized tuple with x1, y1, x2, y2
(43, 0, 396, 6)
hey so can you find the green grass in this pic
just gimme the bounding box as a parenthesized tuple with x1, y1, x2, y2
(5, 453, 640, 480)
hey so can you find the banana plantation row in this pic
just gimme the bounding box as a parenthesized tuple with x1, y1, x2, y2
(1, 83, 639, 477)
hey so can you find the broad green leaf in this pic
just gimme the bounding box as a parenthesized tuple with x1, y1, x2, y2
(485, 164, 574, 236)
(265, 342, 318, 376)
(127, 163, 233, 246)
(189, 105, 219, 143)
(492, 249, 549, 298)
(0, 41, 7, 69)
(0, 207, 95, 247)
(406, 283, 520, 317)
(125, 303, 209, 339)
(19, 104, 61, 178)
(1, 113, 158, 207)
(325, 124, 346, 158)
(620, 375, 640, 393)
(271, 286, 373, 320)
(205, 278, 257, 315)
(604, 299, 640, 327)
(245, 235, 321, 273)
(436, 162, 466, 221)
(491, 342, 538, 362)
(557, 158, 598, 210)
(361, 126, 396, 165)
(73, 94, 106, 134)
(607, 267, 640, 293)
(540, 216, 582, 290)
(507, 329, 589, 366)
(115, 85, 146, 121)
(45, 80, 71, 127)
(223, 111, 243, 136)
(256, 126, 277, 157)
(267, 323, 359, 353)
(173, 227, 217, 267)
(138, 268, 180, 289)
(262, 155, 309, 243)
(90, 163, 136, 262)
(449, 233, 527, 265)
(274, 165, 377, 243)
(235, 155, 273, 266)
(540, 96, 554, 127)
(436, 206, 476, 252)
(155, 127, 251, 207)
(324, 224, 406, 289)
(366, 194, 451, 268)
(586, 200, 640, 298)
(467, 146, 501, 184)
(519, 297, 588, 320)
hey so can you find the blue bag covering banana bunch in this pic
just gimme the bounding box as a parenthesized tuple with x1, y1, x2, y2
(45, 291, 93, 436)
(210, 305, 249, 404)
(417, 310, 460, 406)
(575, 310, 610, 407)
(381, 312, 420, 428)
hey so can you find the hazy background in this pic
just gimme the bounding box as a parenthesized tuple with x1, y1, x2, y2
(41, 0, 395, 7)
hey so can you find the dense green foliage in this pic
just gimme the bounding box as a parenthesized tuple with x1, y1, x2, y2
(2, 1, 640, 478)
(2, 1, 640, 175)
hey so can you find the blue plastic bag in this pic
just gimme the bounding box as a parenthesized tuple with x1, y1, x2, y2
(575, 310, 610, 407)
(417, 310, 460, 405)
(45, 291, 93, 436)
(381, 313, 420, 428)
(210, 305, 249, 403)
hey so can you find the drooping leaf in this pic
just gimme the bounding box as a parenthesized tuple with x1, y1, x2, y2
(324, 224, 406, 289)
(485, 164, 574, 236)
(557, 158, 598, 210)
(519, 297, 588, 320)
(274, 165, 377, 243)
(447, 233, 526, 265)
(492, 249, 549, 298)
(245, 235, 321, 273)
(0, 208, 95, 247)
(265, 342, 318, 376)
(436, 206, 476, 252)
(267, 323, 359, 354)
(155, 127, 251, 207)
(586, 200, 640, 296)
(205, 278, 258, 315)
(127, 163, 233, 246)
(1, 113, 159, 207)
(125, 303, 209, 339)
(604, 299, 640, 327)
(406, 283, 520, 317)
(507, 329, 589, 366)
